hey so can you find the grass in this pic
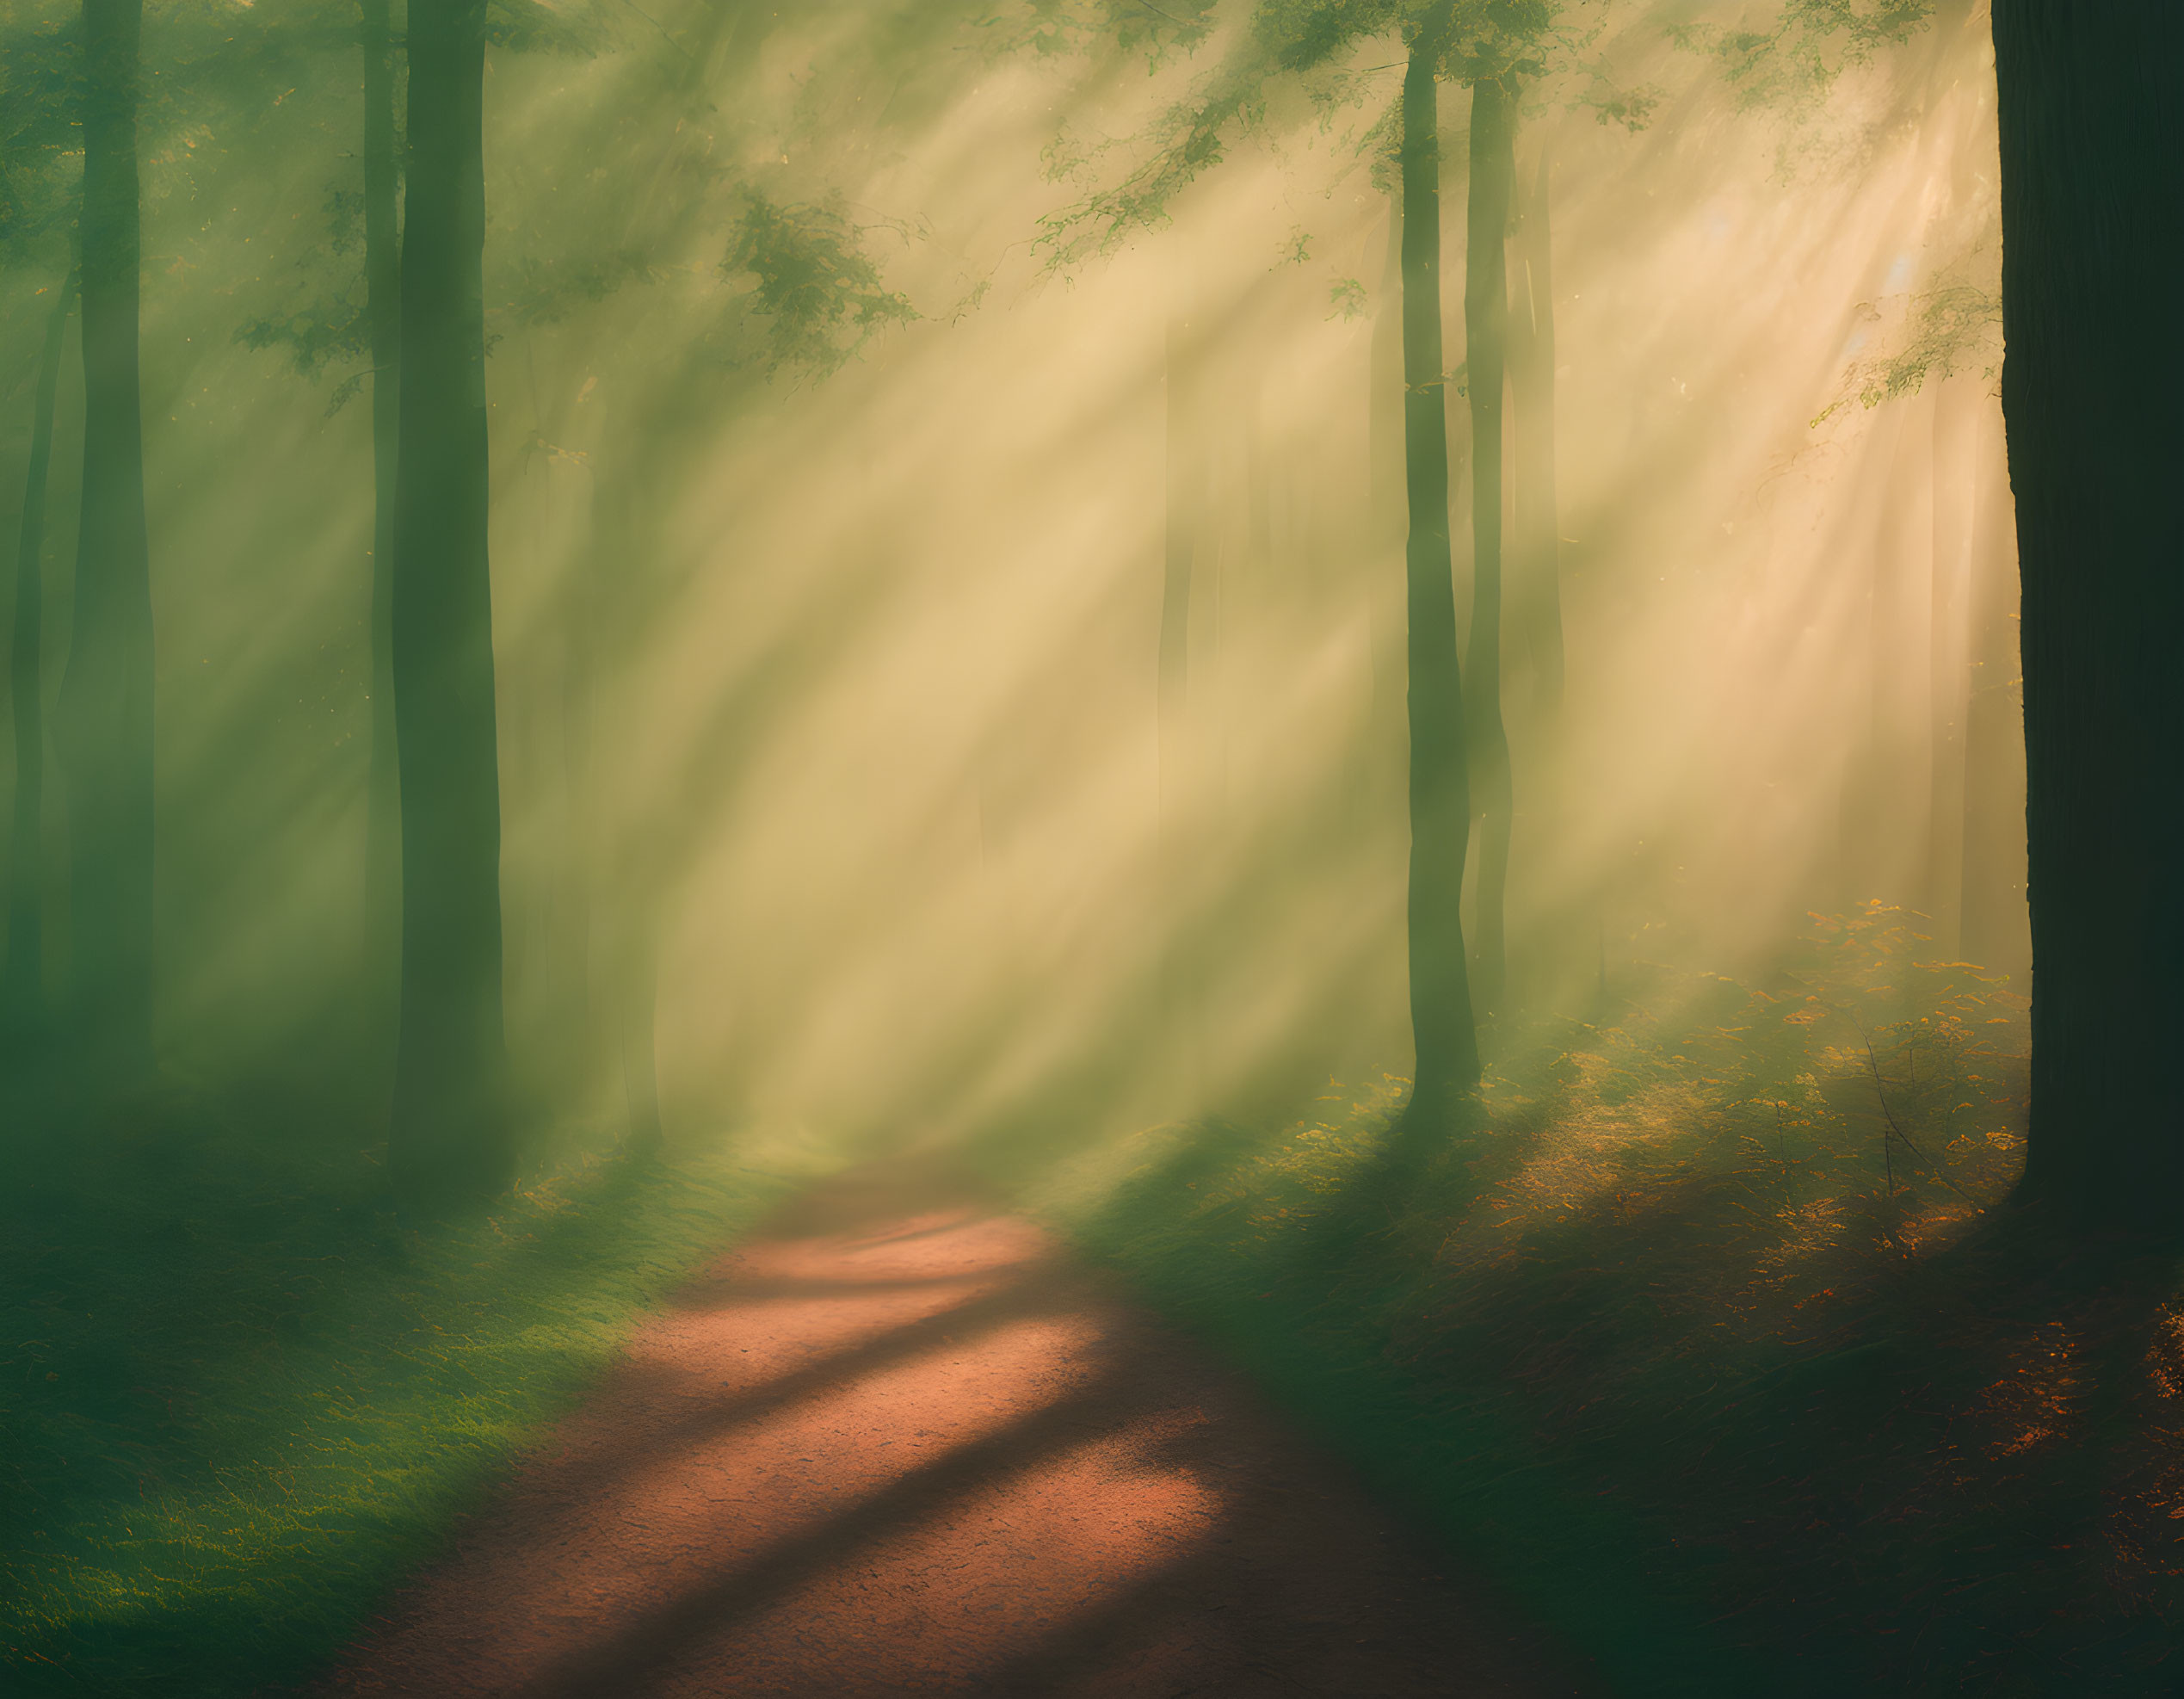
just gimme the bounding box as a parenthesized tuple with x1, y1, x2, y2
(0, 1088, 829, 1697)
(979, 906, 2184, 1696)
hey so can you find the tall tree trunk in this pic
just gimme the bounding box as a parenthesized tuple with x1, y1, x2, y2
(388, 0, 509, 1209)
(1958, 397, 2026, 973)
(58, 0, 155, 1077)
(1463, 75, 1516, 1022)
(361, 0, 402, 1065)
(4, 269, 76, 1041)
(1397, 10, 1479, 1120)
(1991, 0, 2184, 1220)
(1509, 147, 1564, 717)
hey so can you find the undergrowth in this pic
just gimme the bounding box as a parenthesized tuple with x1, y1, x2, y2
(990, 906, 2184, 1696)
(0, 1093, 822, 1697)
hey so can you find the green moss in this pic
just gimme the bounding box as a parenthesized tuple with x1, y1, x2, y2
(0, 1102, 819, 1696)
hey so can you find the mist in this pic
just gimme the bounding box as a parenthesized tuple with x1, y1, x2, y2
(22, 3, 2175, 1695)
(4, 0, 2024, 1143)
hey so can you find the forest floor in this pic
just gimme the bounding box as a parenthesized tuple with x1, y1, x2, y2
(973, 908, 2184, 1697)
(12, 906, 2175, 1696)
(0, 1090, 830, 1698)
(315, 1158, 1595, 1697)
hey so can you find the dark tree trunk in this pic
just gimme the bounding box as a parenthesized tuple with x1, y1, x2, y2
(388, 0, 510, 1209)
(1509, 147, 1563, 718)
(4, 269, 75, 1041)
(1397, 13, 1479, 1119)
(1992, 0, 2184, 1221)
(1463, 76, 1516, 1021)
(58, 0, 155, 1077)
(361, 0, 402, 1059)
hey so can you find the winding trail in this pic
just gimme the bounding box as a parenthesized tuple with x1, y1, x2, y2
(320, 1162, 1593, 1696)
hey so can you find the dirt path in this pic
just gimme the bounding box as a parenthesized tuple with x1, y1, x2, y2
(319, 1163, 1595, 1697)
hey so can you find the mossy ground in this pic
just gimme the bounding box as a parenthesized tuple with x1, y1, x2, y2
(979, 908, 2184, 1697)
(0, 1090, 829, 1697)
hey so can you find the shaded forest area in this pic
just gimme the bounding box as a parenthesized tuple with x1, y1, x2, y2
(2, 0, 2179, 1693)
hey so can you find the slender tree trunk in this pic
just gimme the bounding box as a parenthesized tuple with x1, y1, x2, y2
(1397, 12, 1479, 1119)
(1958, 396, 2026, 972)
(1509, 147, 1563, 717)
(1991, 0, 2184, 1220)
(388, 0, 509, 1208)
(4, 269, 76, 1041)
(1463, 76, 1516, 1021)
(361, 0, 402, 1061)
(58, 0, 155, 1077)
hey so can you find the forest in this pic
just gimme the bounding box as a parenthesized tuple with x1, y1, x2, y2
(1, 0, 2178, 1693)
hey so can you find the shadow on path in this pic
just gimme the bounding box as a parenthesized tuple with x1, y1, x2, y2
(316, 1160, 1595, 1696)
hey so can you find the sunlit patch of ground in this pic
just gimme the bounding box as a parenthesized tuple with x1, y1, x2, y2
(320, 1164, 1584, 1697)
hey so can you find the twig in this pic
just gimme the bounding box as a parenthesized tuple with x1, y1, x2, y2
(620, 0, 695, 62)
(1860, 1031, 1983, 1211)
(1131, 0, 1206, 31)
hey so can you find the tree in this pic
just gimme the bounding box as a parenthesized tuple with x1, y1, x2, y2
(1990, 0, 2184, 1223)
(1024, 1, 1589, 1112)
(3, 269, 73, 1043)
(1460, 66, 1515, 1022)
(387, 0, 509, 1209)
(1397, 3, 1482, 1113)
(361, 0, 401, 1062)
(56, 0, 155, 1077)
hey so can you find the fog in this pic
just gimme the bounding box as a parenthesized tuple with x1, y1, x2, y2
(0, 0, 2024, 1158)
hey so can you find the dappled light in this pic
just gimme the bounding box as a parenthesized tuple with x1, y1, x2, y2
(319, 1165, 1570, 1696)
(4, 0, 2179, 1693)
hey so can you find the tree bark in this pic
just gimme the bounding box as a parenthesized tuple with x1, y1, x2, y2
(4, 269, 75, 1041)
(58, 0, 156, 1077)
(1992, 0, 2184, 1220)
(388, 0, 510, 1209)
(1463, 75, 1516, 1021)
(1397, 10, 1479, 1119)
(362, 0, 402, 1063)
